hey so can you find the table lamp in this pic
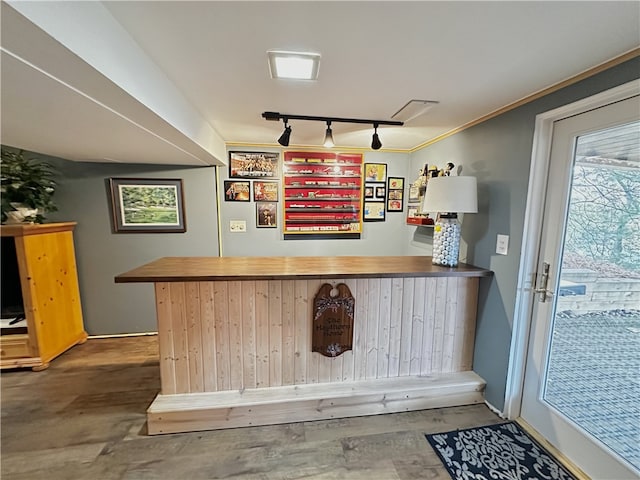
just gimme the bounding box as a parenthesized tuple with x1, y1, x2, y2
(421, 176, 478, 267)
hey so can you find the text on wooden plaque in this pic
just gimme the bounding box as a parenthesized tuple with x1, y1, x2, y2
(312, 283, 354, 357)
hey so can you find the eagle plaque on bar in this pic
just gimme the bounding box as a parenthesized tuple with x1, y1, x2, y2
(312, 283, 354, 357)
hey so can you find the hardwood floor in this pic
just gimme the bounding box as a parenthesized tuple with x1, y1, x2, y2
(0, 335, 502, 479)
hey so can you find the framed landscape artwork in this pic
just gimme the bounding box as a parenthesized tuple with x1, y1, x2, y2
(109, 178, 186, 233)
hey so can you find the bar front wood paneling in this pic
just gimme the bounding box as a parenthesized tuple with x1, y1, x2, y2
(116, 256, 491, 434)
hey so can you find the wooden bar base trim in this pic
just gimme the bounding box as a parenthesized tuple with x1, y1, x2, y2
(147, 371, 486, 435)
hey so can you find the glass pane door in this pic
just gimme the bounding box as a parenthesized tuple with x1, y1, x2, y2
(543, 120, 640, 470)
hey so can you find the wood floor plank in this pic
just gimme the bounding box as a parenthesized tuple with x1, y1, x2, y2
(341, 430, 433, 463)
(0, 335, 501, 480)
(0, 442, 106, 477)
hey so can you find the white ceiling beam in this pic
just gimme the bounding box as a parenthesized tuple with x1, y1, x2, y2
(3, 1, 226, 165)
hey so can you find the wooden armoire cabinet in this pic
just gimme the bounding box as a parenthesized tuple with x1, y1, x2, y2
(0, 222, 87, 370)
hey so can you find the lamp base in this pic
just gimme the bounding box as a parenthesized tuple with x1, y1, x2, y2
(432, 215, 461, 267)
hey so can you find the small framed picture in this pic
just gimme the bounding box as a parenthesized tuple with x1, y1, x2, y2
(387, 199, 403, 212)
(224, 181, 250, 201)
(388, 190, 403, 200)
(364, 163, 387, 182)
(253, 181, 279, 201)
(364, 186, 375, 199)
(408, 185, 421, 203)
(375, 186, 386, 199)
(256, 202, 277, 228)
(363, 201, 385, 222)
(229, 151, 279, 178)
(108, 178, 186, 233)
(388, 177, 404, 190)
(407, 205, 419, 219)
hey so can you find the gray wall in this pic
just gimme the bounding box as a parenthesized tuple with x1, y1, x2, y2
(408, 57, 640, 409)
(46, 160, 219, 335)
(219, 148, 415, 256)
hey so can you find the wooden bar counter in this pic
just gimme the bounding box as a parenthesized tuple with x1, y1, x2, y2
(116, 256, 491, 435)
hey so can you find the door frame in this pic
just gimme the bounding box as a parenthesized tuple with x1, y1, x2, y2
(503, 78, 640, 420)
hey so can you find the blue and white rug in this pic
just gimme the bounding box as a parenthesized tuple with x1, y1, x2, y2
(426, 421, 577, 480)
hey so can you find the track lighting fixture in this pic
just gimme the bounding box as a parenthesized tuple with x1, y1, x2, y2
(323, 121, 334, 148)
(262, 111, 403, 149)
(371, 123, 382, 150)
(278, 120, 292, 146)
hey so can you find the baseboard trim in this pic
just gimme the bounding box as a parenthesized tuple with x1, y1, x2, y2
(484, 399, 506, 419)
(88, 332, 158, 339)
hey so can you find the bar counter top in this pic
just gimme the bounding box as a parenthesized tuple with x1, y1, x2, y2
(115, 256, 492, 283)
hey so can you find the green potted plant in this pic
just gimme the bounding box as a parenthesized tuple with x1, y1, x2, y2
(1, 148, 58, 224)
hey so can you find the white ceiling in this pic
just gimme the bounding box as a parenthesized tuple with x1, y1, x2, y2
(1, 1, 639, 166)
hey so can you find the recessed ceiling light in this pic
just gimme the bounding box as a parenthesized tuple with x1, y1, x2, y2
(392, 99, 439, 122)
(267, 50, 321, 80)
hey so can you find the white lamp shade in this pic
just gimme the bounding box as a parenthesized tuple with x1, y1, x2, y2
(421, 176, 478, 214)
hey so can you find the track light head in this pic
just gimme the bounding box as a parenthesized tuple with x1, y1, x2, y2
(323, 121, 334, 148)
(371, 123, 382, 150)
(278, 120, 292, 146)
(371, 132, 382, 150)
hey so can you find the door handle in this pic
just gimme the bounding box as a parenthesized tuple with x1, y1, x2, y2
(534, 262, 555, 303)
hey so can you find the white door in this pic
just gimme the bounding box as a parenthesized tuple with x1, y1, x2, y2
(521, 94, 640, 479)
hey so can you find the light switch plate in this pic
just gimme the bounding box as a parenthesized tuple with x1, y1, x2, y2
(496, 234, 509, 255)
(230, 220, 246, 233)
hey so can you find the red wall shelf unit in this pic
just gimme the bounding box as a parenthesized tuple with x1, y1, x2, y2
(283, 151, 363, 239)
